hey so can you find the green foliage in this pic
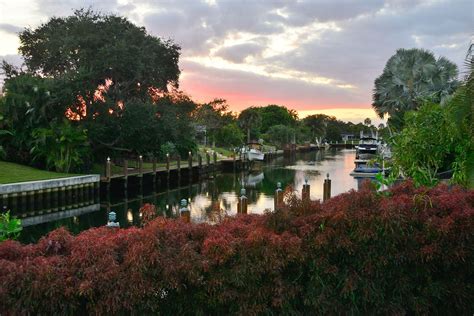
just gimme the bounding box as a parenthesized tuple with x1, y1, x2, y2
(373, 172, 397, 195)
(0, 211, 22, 241)
(19, 9, 180, 97)
(1, 9, 189, 168)
(258, 105, 297, 133)
(215, 123, 244, 147)
(194, 99, 233, 147)
(392, 103, 457, 186)
(373, 48, 460, 129)
(264, 124, 295, 148)
(160, 142, 177, 159)
(238, 107, 262, 142)
(31, 120, 90, 173)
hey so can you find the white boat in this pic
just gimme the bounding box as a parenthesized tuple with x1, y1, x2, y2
(246, 148, 265, 161)
(242, 141, 265, 161)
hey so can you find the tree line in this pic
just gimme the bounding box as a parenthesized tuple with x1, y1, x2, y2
(0, 9, 374, 173)
(0, 9, 471, 187)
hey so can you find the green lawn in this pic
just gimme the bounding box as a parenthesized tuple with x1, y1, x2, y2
(0, 161, 78, 184)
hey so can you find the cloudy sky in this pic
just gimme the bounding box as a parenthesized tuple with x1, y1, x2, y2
(0, 0, 472, 123)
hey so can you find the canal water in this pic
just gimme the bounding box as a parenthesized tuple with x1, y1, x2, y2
(20, 149, 362, 243)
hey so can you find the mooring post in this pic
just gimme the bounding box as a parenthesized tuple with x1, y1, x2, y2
(213, 151, 217, 169)
(188, 151, 193, 179)
(323, 173, 332, 201)
(206, 151, 210, 169)
(166, 153, 170, 185)
(237, 188, 248, 214)
(138, 155, 143, 177)
(302, 178, 310, 202)
(152, 156, 157, 182)
(106, 157, 111, 180)
(274, 182, 284, 210)
(233, 151, 236, 170)
(180, 199, 191, 223)
(177, 155, 181, 174)
(123, 159, 128, 190)
(198, 154, 203, 177)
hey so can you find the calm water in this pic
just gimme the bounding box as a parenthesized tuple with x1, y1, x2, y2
(21, 149, 360, 243)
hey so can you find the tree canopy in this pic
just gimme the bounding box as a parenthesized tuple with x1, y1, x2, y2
(372, 48, 459, 129)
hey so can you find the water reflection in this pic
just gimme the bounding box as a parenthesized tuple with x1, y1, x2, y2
(21, 149, 363, 242)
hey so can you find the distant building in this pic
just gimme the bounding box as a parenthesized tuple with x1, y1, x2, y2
(341, 133, 355, 141)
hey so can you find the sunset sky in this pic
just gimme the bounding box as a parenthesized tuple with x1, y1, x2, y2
(0, 0, 472, 124)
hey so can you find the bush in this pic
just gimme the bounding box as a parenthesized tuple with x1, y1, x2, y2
(0, 182, 472, 314)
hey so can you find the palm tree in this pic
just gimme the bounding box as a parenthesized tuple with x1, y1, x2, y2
(238, 107, 261, 143)
(372, 48, 460, 128)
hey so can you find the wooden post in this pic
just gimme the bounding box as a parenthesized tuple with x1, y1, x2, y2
(233, 151, 236, 170)
(10, 193, 18, 213)
(106, 157, 111, 180)
(123, 159, 128, 190)
(152, 156, 157, 183)
(177, 155, 181, 174)
(198, 154, 203, 177)
(323, 173, 332, 201)
(237, 188, 248, 214)
(302, 179, 310, 202)
(166, 153, 170, 186)
(138, 155, 143, 177)
(274, 182, 283, 210)
(179, 199, 191, 223)
(27, 191, 34, 214)
(52, 187, 59, 210)
(188, 151, 193, 180)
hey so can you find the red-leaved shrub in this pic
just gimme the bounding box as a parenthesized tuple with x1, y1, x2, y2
(0, 182, 472, 314)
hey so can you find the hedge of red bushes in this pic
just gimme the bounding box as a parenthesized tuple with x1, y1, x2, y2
(0, 181, 473, 314)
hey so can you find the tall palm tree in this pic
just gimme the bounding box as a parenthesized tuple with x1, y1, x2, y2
(372, 48, 460, 128)
(238, 107, 261, 143)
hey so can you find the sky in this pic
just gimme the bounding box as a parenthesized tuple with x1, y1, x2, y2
(0, 0, 472, 124)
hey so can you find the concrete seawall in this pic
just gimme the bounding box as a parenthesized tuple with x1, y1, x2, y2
(1, 175, 100, 216)
(0, 175, 100, 194)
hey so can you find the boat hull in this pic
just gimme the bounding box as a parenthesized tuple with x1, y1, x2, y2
(247, 150, 265, 161)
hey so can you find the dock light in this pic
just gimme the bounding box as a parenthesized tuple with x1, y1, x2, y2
(240, 188, 246, 196)
(107, 157, 111, 162)
(305, 178, 308, 185)
(277, 182, 282, 189)
(189, 151, 191, 156)
(139, 155, 142, 159)
(166, 153, 169, 157)
(327, 173, 330, 179)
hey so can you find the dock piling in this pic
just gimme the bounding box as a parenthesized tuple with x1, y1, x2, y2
(237, 188, 248, 214)
(274, 182, 284, 210)
(323, 173, 332, 201)
(302, 179, 310, 202)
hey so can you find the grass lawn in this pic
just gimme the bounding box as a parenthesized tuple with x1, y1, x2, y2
(0, 161, 78, 184)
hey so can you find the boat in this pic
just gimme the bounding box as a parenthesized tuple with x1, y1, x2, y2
(350, 132, 386, 177)
(242, 141, 265, 161)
